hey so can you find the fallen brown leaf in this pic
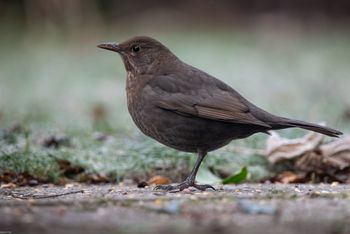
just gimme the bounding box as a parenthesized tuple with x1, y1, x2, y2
(56, 159, 85, 178)
(0, 172, 45, 187)
(1, 182, 17, 189)
(295, 152, 324, 173)
(275, 171, 300, 184)
(320, 136, 350, 170)
(89, 173, 109, 183)
(148, 175, 171, 185)
(265, 131, 324, 164)
(266, 131, 350, 183)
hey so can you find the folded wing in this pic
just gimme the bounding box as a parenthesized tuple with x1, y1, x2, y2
(145, 74, 271, 128)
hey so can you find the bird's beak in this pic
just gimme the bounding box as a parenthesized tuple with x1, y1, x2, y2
(97, 42, 122, 53)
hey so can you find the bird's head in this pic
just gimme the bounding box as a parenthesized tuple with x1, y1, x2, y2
(98, 36, 176, 74)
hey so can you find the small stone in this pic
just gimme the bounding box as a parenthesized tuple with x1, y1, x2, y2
(182, 188, 192, 194)
(137, 181, 149, 188)
(294, 188, 301, 193)
(64, 183, 75, 189)
(154, 199, 163, 205)
(237, 199, 277, 215)
(163, 200, 181, 214)
(28, 179, 39, 187)
(331, 182, 339, 187)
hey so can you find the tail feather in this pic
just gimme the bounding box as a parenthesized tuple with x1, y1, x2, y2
(271, 118, 343, 138)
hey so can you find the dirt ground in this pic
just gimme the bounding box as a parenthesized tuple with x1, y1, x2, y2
(1, 183, 350, 234)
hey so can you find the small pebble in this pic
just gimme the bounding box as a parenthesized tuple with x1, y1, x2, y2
(28, 179, 39, 187)
(137, 181, 149, 188)
(237, 199, 277, 215)
(182, 188, 192, 194)
(163, 200, 181, 214)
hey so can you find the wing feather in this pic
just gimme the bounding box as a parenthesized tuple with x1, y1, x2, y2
(145, 74, 271, 128)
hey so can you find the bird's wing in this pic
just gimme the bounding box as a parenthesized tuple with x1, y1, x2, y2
(145, 74, 271, 128)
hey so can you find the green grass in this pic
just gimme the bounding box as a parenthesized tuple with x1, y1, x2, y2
(0, 24, 349, 184)
(0, 130, 270, 183)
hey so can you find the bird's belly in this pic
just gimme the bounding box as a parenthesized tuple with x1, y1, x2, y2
(129, 104, 258, 153)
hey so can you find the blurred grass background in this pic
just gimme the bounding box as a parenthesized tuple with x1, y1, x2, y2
(0, 0, 349, 184)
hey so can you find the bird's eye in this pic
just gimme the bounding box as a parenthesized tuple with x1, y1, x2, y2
(131, 45, 140, 53)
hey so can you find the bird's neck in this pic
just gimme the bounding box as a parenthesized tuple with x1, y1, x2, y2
(126, 72, 153, 106)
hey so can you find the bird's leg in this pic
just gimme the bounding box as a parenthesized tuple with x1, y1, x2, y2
(154, 150, 216, 192)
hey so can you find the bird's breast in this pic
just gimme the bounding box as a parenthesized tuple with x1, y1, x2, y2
(126, 72, 151, 134)
(126, 72, 136, 105)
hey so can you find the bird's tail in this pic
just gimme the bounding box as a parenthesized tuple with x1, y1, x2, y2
(270, 117, 343, 137)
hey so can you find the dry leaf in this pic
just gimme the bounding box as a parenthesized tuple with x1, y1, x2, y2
(57, 159, 85, 177)
(1, 182, 17, 189)
(265, 131, 324, 164)
(148, 175, 171, 185)
(89, 173, 109, 183)
(0, 172, 44, 187)
(275, 171, 300, 184)
(320, 136, 350, 170)
(294, 137, 350, 172)
(295, 152, 324, 173)
(266, 131, 350, 183)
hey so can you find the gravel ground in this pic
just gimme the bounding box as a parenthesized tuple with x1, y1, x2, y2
(1, 183, 350, 234)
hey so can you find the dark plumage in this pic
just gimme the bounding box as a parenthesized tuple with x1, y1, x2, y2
(98, 36, 342, 191)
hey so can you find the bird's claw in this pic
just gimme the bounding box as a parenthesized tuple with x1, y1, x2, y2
(192, 184, 216, 191)
(153, 182, 216, 192)
(153, 184, 176, 192)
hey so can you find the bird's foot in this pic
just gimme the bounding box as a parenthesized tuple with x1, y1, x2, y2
(154, 181, 215, 192)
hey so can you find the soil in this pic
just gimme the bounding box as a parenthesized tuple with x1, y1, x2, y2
(1, 183, 350, 234)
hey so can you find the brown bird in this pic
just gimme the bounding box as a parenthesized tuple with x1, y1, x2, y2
(98, 36, 342, 191)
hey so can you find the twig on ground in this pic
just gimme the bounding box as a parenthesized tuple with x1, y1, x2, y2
(8, 190, 84, 200)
